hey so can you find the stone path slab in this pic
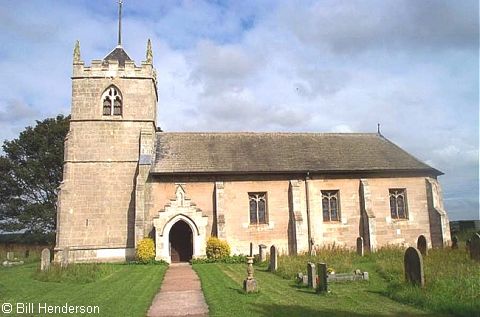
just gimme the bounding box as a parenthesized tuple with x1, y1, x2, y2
(147, 263, 209, 317)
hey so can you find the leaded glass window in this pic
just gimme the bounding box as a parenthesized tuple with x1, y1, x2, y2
(249, 193, 267, 224)
(321, 190, 340, 222)
(389, 189, 408, 219)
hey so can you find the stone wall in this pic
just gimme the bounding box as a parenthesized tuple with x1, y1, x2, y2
(55, 54, 157, 262)
(146, 174, 445, 257)
(57, 162, 137, 249)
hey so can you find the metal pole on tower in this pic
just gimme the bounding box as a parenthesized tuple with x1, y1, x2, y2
(118, 0, 123, 46)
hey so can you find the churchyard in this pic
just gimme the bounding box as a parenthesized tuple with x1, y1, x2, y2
(0, 233, 479, 317)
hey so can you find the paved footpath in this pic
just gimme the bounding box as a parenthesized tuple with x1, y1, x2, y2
(147, 263, 209, 317)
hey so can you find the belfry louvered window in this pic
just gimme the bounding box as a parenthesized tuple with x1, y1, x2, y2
(102, 86, 122, 116)
(249, 192, 267, 224)
(389, 189, 408, 219)
(322, 190, 340, 222)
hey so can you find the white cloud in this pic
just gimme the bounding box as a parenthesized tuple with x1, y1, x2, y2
(0, 0, 477, 220)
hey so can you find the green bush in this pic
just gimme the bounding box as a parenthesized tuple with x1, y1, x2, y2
(206, 237, 230, 259)
(136, 238, 155, 263)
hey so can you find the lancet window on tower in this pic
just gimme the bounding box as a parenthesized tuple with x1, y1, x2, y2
(102, 86, 122, 116)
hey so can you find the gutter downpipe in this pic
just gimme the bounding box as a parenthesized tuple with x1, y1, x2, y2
(305, 171, 313, 255)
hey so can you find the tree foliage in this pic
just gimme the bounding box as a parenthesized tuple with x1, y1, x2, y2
(0, 115, 69, 236)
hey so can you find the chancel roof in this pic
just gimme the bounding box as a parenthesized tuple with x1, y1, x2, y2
(151, 132, 441, 176)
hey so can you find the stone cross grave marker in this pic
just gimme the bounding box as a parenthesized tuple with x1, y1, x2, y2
(451, 235, 458, 249)
(258, 244, 267, 262)
(356, 237, 364, 256)
(404, 247, 424, 287)
(417, 235, 427, 256)
(41, 248, 51, 271)
(307, 262, 317, 289)
(269, 245, 278, 272)
(469, 233, 480, 262)
(243, 256, 257, 293)
(6, 252, 14, 261)
(317, 262, 328, 293)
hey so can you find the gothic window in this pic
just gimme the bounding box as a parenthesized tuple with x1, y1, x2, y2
(389, 189, 408, 219)
(322, 190, 340, 222)
(102, 86, 122, 116)
(249, 192, 267, 224)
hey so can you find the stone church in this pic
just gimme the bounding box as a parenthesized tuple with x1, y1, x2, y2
(55, 30, 451, 263)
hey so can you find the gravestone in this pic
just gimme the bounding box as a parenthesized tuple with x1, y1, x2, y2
(6, 252, 14, 261)
(307, 262, 317, 289)
(258, 244, 267, 262)
(356, 237, 364, 256)
(269, 245, 278, 272)
(41, 248, 51, 271)
(25, 249, 30, 258)
(296, 272, 303, 284)
(61, 247, 70, 268)
(469, 233, 480, 261)
(404, 247, 424, 287)
(317, 262, 328, 293)
(417, 235, 428, 256)
(451, 236, 458, 249)
(302, 275, 308, 285)
(243, 256, 257, 293)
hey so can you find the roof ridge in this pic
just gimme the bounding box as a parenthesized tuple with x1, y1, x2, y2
(156, 132, 379, 136)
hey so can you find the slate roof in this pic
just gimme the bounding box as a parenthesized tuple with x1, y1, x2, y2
(103, 46, 132, 67)
(151, 132, 441, 176)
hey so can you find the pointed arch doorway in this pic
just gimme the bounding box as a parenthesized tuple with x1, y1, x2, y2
(169, 220, 193, 262)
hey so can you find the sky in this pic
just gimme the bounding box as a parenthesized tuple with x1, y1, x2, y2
(0, 0, 478, 221)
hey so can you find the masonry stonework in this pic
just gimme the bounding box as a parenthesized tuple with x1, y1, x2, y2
(55, 39, 451, 263)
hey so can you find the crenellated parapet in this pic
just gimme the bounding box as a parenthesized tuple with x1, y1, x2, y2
(73, 59, 156, 81)
(72, 40, 157, 84)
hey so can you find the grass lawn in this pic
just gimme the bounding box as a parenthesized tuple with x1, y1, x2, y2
(276, 247, 479, 316)
(194, 263, 438, 317)
(0, 262, 167, 317)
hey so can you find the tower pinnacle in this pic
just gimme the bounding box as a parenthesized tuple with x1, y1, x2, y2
(146, 39, 153, 64)
(73, 40, 81, 63)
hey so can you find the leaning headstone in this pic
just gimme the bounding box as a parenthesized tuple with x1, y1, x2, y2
(317, 263, 328, 293)
(356, 237, 364, 256)
(404, 247, 424, 287)
(417, 235, 428, 256)
(451, 235, 458, 249)
(6, 251, 14, 261)
(61, 247, 70, 268)
(469, 233, 480, 261)
(307, 262, 317, 289)
(258, 244, 267, 262)
(41, 248, 51, 271)
(269, 245, 277, 272)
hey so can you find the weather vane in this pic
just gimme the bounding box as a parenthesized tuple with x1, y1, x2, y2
(118, 0, 123, 46)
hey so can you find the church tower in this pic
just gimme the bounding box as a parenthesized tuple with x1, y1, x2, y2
(55, 1, 157, 261)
